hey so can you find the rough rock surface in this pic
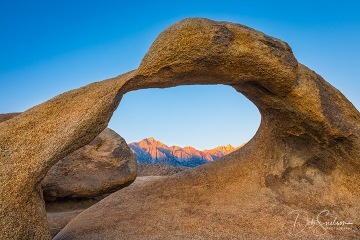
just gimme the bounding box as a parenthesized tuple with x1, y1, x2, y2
(0, 114, 137, 201)
(0, 74, 133, 239)
(1, 18, 359, 239)
(0, 114, 136, 236)
(55, 18, 360, 239)
(42, 128, 137, 201)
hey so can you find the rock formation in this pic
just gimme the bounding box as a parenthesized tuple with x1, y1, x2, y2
(0, 75, 133, 239)
(1, 18, 359, 239)
(42, 128, 137, 201)
(1, 114, 136, 237)
(0, 114, 137, 201)
(129, 137, 239, 167)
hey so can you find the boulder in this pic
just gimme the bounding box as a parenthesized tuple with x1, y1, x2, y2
(42, 128, 137, 201)
(1, 18, 359, 239)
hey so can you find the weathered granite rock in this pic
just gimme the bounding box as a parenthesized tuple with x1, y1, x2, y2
(0, 114, 136, 201)
(55, 18, 360, 239)
(0, 114, 136, 236)
(42, 128, 137, 201)
(1, 18, 359, 239)
(0, 75, 133, 239)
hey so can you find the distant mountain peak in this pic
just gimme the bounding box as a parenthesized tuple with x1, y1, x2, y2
(128, 137, 242, 167)
(145, 137, 155, 142)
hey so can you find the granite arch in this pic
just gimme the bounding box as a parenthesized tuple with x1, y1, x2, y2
(1, 18, 359, 239)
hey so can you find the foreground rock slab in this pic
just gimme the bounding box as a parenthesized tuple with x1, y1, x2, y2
(1, 18, 359, 239)
(42, 128, 137, 201)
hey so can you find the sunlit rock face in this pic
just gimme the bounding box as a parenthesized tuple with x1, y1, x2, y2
(129, 137, 239, 167)
(1, 18, 359, 239)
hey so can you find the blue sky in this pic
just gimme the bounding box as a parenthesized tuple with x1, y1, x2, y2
(1, 1, 359, 149)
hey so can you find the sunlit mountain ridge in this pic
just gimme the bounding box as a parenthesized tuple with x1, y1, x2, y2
(128, 137, 243, 167)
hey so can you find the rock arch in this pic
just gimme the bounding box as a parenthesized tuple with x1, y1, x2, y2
(0, 18, 359, 239)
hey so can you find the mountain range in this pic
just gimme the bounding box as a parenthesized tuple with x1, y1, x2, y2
(128, 137, 241, 167)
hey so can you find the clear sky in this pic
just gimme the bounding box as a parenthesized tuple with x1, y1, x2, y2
(1, 1, 359, 149)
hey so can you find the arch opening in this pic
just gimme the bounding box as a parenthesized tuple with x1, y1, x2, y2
(109, 84, 261, 169)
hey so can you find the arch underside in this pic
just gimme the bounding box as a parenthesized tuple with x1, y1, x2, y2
(0, 18, 359, 239)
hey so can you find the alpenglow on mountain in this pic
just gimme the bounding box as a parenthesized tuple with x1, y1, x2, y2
(128, 137, 241, 167)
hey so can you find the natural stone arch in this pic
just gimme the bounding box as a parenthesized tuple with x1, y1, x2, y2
(0, 18, 359, 239)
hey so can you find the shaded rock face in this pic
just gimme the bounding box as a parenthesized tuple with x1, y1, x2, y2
(47, 210, 83, 238)
(45, 198, 103, 238)
(0, 18, 359, 239)
(0, 113, 20, 122)
(42, 128, 137, 201)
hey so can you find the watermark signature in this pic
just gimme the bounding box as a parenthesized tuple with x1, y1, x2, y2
(288, 209, 354, 237)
